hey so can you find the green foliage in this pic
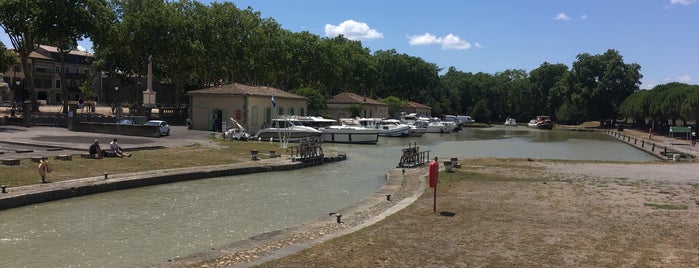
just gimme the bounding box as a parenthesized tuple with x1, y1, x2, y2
(0, 42, 14, 73)
(290, 87, 326, 115)
(379, 96, 406, 118)
(470, 99, 491, 123)
(346, 104, 363, 118)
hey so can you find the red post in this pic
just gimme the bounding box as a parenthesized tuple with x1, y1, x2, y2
(428, 161, 439, 212)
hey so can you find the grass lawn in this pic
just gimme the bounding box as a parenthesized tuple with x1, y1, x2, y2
(0, 139, 285, 187)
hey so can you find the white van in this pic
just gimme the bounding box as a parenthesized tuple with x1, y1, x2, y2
(456, 115, 475, 124)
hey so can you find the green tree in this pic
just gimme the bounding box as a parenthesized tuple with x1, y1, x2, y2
(0, 0, 41, 111)
(528, 62, 568, 118)
(619, 89, 651, 126)
(470, 99, 491, 123)
(0, 42, 14, 74)
(290, 87, 326, 116)
(37, 0, 107, 113)
(379, 96, 406, 118)
(567, 49, 642, 124)
(346, 104, 363, 118)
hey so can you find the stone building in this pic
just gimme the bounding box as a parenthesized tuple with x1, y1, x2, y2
(325, 92, 389, 119)
(186, 83, 308, 132)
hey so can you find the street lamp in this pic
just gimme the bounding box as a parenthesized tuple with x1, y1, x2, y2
(114, 86, 119, 116)
(14, 80, 19, 102)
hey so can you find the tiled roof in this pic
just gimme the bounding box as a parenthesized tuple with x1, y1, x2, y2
(37, 45, 93, 57)
(186, 83, 306, 99)
(327, 92, 386, 106)
(405, 101, 431, 109)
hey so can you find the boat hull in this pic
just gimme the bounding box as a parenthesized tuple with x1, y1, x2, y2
(321, 131, 379, 144)
(255, 129, 322, 141)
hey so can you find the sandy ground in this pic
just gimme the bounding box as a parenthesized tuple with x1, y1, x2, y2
(240, 159, 699, 268)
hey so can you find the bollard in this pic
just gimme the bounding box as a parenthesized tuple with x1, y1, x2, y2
(335, 214, 343, 223)
(104, 172, 109, 179)
(386, 194, 391, 201)
(251, 150, 259, 160)
(450, 157, 459, 168)
(444, 161, 452, 172)
(1, 184, 6, 193)
(269, 150, 276, 158)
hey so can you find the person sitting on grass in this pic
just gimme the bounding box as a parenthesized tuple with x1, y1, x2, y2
(109, 138, 132, 158)
(88, 139, 102, 159)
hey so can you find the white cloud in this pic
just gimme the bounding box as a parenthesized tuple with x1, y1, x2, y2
(77, 45, 87, 52)
(673, 75, 694, 83)
(324, 20, 383, 41)
(408, 33, 473, 50)
(553, 12, 571, 21)
(580, 14, 588, 20)
(408, 33, 442, 46)
(670, 0, 697, 6)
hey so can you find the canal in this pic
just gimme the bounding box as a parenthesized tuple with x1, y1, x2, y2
(0, 128, 658, 267)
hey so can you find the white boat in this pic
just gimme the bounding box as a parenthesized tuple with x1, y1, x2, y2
(255, 117, 322, 141)
(383, 119, 424, 137)
(527, 116, 554, 130)
(504, 118, 517, 127)
(224, 118, 252, 140)
(417, 117, 457, 133)
(296, 116, 337, 129)
(299, 117, 380, 144)
(321, 124, 380, 144)
(356, 118, 410, 137)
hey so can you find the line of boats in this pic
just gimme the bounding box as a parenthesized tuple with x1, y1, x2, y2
(225, 114, 555, 144)
(226, 113, 466, 145)
(504, 115, 555, 129)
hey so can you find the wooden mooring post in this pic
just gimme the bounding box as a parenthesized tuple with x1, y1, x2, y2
(398, 142, 430, 168)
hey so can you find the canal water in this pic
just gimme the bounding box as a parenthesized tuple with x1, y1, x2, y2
(1, 128, 657, 267)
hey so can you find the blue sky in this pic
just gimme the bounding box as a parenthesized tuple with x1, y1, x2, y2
(3, 0, 697, 89)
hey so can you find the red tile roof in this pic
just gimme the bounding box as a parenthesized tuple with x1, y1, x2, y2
(186, 83, 306, 99)
(405, 101, 431, 109)
(327, 92, 386, 106)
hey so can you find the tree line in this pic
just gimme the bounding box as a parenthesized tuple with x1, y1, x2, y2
(1, 0, 694, 129)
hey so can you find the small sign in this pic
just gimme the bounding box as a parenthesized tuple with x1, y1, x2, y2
(670, 126, 691, 133)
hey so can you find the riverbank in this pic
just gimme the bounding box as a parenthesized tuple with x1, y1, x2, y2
(252, 158, 699, 267)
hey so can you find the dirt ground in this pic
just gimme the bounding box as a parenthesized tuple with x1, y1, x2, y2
(251, 159, 699, 268)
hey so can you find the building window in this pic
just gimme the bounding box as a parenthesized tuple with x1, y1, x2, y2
(251, 106, 258, 125)
(265, 107, 272, 124)
(300, 108, 305, 116)
(56, 80, 61, 89)
(288, 107, 295, 115)
(277, 107, 283, 116)
(55, 66, 59, 74)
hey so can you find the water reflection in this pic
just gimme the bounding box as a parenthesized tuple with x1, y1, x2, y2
(0, 128, 657, 267)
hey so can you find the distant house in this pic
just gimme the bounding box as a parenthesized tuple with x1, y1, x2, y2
(325, 92, 389, 119)
(1, 45, 95, 104)
(186, 83, 308, 132)
(402, 101, 432, 118)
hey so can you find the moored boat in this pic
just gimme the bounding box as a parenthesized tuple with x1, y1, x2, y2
(255, 117, 322, 141)
(321, 124, 380, 144)
(527, 116, 554, 129)
(356, 118, 410, 137)
(504, 117, 517, 127)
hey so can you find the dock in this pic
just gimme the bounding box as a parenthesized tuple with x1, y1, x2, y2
(605, 130, 696, 160)
(398, 142, 430, 168)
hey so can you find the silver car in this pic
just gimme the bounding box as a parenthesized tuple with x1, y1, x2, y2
(144, 120, 170, 136)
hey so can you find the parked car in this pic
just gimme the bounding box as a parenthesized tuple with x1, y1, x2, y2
(117, 118, 135, 125)
(456, 115, 475, 124)
(144, 120, 170, 136)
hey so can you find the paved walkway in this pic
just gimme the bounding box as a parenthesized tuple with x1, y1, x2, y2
(0, 125, 215, 159)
